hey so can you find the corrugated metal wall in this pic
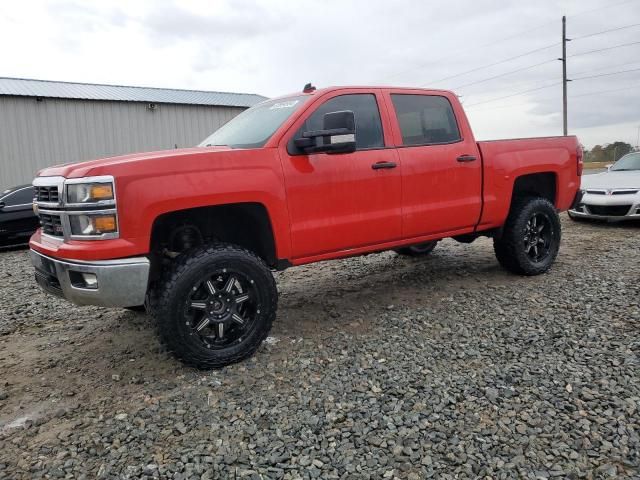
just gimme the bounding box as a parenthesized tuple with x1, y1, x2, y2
(0, 96, 246, 187)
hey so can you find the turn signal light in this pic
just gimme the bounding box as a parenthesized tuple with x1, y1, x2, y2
(94, 215, 117, 233)
(90, 184, 114, 200)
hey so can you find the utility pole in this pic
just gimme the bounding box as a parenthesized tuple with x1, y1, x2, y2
(636, 125, 640, 151)
(561, 16, 568, 135)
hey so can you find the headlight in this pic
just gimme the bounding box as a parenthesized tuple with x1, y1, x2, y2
(69, 213, 118, 236)
(66, 182, 114, 204)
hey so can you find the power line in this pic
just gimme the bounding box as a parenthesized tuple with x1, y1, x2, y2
(377, 24, 557, 83)
(450, 17, 639, 101)
(375, 0, 636, 84)
(571, 83, 639, 98)
(568, 40, 640, 58)
(571, 59, 640, 77)
(465, 83, 638, 112)
(464, 81, 562, 108)
(422, 42, 559, 86)
(450, 59, 557, 91)
(571, 22, 640, 41)
(572, 66, 640, 81)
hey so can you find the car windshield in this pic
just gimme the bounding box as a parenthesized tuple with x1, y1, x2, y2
(199, 95, 308, 149)
(611, 152, 640, 171)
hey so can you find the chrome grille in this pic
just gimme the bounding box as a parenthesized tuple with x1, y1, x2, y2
(35, 186, 60, 203)
(39, 213, 64, 237)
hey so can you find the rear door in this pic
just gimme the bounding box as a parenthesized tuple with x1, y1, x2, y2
(279, 91, 402, 259)
(385, 91, 482, 237)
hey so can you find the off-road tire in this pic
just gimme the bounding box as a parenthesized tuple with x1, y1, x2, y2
(395, 241, 438, 257)
(494, 196, 561, 276)
(149, 243, 277, 369)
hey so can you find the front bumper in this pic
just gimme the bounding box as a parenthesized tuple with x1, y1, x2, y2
(30, 249, 150, 307)
(569, 191, 640, 222)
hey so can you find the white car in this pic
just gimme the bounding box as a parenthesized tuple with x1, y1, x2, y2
(569, 152, 640, 221)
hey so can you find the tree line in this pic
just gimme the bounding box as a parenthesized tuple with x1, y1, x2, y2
(584, 141, 634, 163)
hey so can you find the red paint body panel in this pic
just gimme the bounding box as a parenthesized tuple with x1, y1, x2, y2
(30, 86, 580, 267)
(277, 89, 402, 259)
(381, 89, 483, 237)
(476, 137, 581, 229)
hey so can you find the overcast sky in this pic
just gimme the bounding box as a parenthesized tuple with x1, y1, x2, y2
(1, 0, 639, 148)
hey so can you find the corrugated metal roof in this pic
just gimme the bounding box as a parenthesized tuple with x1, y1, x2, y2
(0, 77, 266, 108)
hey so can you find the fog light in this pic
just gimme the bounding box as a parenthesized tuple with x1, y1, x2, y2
(69, 271, 98, 289)
(82, 273, 98, 288)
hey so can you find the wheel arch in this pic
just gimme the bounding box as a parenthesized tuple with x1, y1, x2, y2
(510, 172, 558, 207)
(149, 202, 279, 267)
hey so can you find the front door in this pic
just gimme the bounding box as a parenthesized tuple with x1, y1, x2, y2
(386, 91, 482, 237)
(279, 91, 402, 259)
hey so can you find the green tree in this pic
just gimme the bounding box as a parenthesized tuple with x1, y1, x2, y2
(586, 142, 632, 163)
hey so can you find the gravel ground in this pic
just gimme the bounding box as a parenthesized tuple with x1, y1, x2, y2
(0, 215, 638, 479)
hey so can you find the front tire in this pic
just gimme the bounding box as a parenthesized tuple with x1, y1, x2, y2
(149, 243, 277, 369)
(494, 197, 561, 276)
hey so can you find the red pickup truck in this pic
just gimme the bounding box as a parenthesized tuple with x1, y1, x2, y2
(30, 86, 582, 368)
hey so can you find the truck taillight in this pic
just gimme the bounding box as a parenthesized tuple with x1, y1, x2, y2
(576, 146, 583, 176)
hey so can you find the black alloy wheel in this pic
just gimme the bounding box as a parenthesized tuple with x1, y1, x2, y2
(185, 269, 259, 349)
(523, 212, 553, 263)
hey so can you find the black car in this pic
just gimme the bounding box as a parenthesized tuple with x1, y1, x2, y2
(0, 185, 39, 246)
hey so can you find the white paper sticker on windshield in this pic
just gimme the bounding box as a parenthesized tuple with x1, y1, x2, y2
(269, 100, 299, 110)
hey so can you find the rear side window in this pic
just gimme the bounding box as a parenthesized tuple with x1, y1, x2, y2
(292, 94, 384, 152)
(391, 94, 461, 146)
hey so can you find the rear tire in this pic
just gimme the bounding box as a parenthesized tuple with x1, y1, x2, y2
(494, 196, 561, 276)
(149, 243, 277, 369)
(395, 241, 438, 257)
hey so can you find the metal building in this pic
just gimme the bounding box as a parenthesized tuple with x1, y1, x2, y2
(0, 77, 266, 187)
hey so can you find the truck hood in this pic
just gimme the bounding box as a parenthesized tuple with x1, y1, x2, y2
(36, 146, 232, 179)
(581, 170, 640, 190)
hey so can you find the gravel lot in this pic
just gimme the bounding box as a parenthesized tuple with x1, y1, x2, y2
(0, 215, 638, 479)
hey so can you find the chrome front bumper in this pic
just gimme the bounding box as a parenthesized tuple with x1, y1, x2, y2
(30, 249, 150, 307)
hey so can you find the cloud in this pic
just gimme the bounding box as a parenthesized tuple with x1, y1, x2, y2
(140, 1, 282, 46)
(1, 0, 639, 147)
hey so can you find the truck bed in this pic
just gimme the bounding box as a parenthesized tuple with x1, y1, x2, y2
(476, 135, 581, 230)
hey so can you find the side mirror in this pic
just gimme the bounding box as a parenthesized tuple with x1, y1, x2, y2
(294, 110, 357, 154)
(0, 202, 5, 210)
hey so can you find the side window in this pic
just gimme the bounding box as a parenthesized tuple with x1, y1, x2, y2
(292, 94, 384, 152)
(3, 187, 34, 206)
(391, 94, 461, 146)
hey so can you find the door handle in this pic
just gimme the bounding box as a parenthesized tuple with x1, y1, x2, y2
(372, 161, 397, 170)
(456, 154, 477, 163)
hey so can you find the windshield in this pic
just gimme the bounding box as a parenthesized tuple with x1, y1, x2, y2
(611, 152, 640, 171)
(199, 95, 308, 149)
